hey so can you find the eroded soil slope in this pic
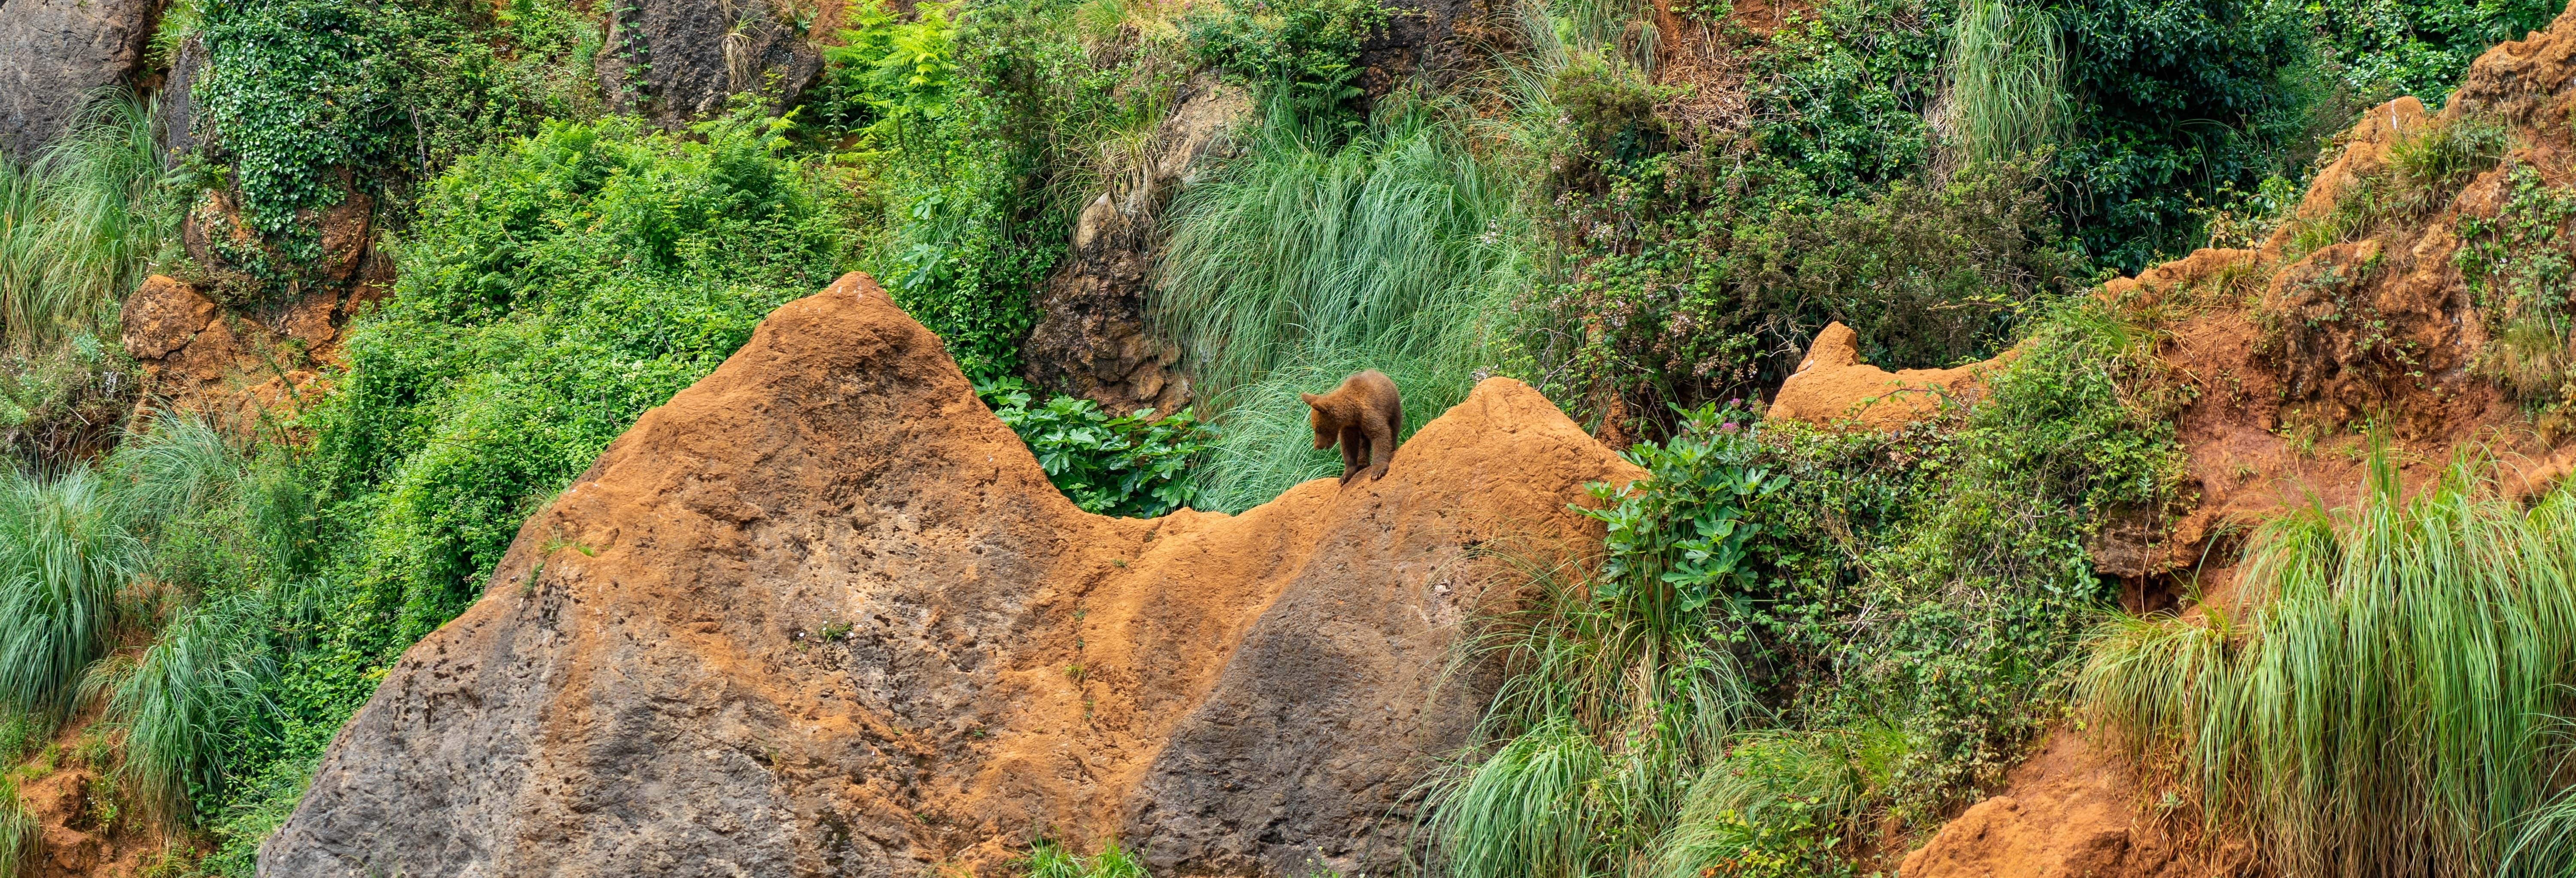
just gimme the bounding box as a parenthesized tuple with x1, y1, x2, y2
(258, 273, 1638, 877)
(1905, 5, 2576, 875)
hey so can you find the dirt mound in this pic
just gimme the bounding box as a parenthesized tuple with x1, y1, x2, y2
(258, 272, 1637, 877)
(1900, 732, 2248, 878)
(1768, 322, 2003, 430)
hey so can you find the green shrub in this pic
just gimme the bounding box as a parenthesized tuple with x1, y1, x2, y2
(1431, 404, 1768, 878)
(978, 378, 1214, 517)
(835, 0, 1176, 382)
(2083, 454, 2576, 876)
(2303, 0, 2557, 105)
(2044, 0, 2313, 271)
(1529, 158, 2076, 434)
(1187, 0, 1390, 125)
(1437, 299, 2187, 870)
(2453, 161, 2576, 430)
(192, 0, 597, 272)
(810, 0, 961, 146)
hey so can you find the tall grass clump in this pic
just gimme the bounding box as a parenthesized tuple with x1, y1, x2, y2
(1935, 0, 2067, 165)
(1428, 407, 1767, 877)
(0, 94, 174, 352)
(1155, 102, 1528, 510)
(0, 465, 143, 723)
(2082, 453, 2576, 877)
(107, 591, 275, 826)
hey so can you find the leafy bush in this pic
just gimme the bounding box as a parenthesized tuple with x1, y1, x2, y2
(1187, 0, 1390, 125)
(810, 0, 963, 146)
(191, 0, 596, 271)
(2453, 161, 2576, 429)
(1431, 404, 1767, 878)
(980, 378, 1214, 517)
(2084, 455, 2576, 877)
(1437, 300, 2188, 869)
(1528, 158, 2076, 434)
(2304, 0, 2557, 105)
(831, 0, 1178, 382)
(2045, 0, 2312, 270)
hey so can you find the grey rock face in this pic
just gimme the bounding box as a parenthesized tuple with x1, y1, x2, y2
(597, 0, 822, 127)
(0, 0, 155, 158)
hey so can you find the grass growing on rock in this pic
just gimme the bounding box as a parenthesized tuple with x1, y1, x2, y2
(2083, 452, 2576, 877)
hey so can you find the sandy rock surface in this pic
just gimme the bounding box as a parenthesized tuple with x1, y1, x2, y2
(260, 272, 1637, 877)
(1768, 322, 1999, 431)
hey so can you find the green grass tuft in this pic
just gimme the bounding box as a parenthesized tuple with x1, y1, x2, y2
(0, 773, 34, 878)
(0, 93, 173, 354)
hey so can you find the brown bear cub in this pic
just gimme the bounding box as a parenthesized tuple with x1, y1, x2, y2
(1301, 370, 1403, 485)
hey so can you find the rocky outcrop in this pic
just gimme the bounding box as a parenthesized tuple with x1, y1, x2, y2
(0, 0, 155, 158)
(598, 0, 822, 128)
(1021, 81, 1251, 416)
(119, 275, 346, 429)
(260, 272, 1636, 877)
(1767, 322, 2000, 430)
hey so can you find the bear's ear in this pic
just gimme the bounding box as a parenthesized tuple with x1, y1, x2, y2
(1299, 392, 1320, 407)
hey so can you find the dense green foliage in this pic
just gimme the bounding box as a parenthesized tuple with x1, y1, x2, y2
(191, 0, 596, 270)
(1434, 301, 2189, 872)
(2305, 0, 2558, 104)
(981, 377, 1214, 516)
(2084, 456, 2576, 877)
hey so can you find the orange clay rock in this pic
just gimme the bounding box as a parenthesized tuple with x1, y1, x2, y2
(260, 272, 1640, 878)
(1768, 322, 2001, 430)
(1900, 732, 2250, 878)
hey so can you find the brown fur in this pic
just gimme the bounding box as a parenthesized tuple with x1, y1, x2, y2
(1300, 370, 1404, 484)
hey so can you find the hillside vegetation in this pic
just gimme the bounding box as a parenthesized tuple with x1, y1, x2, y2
(0, 0, 2568, 872)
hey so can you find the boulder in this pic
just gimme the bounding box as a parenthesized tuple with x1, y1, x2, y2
(598, 0, 822, 127)
(260, 272, 1637, 877)
(0, 0, 155, 158)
